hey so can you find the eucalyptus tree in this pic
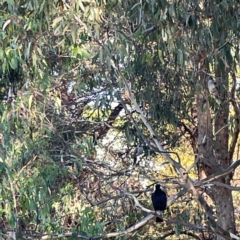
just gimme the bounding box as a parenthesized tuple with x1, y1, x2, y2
(96, 0, 240, 239)
(0, 0, 240, 240)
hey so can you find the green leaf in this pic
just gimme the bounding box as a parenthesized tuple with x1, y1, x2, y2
(39, 0, 45, 13)
(178, 49, 183, 66)
(80, 49, 90, 59)
(71, 25, 78, 43)
(52, 16, 63, 28)
(55, 96, 61, 109)
(2, 19, 11, 31)
(174, 224, 182, 236)
(84, 6, 90, 18)
(32, 52, 37, 68)
(2, 60, 7, 73)
(94, 94, 100, 108)
(0, 48, 4, 60)
(99, 49, 103, 63)
(28, 94, 33, 109)
(10, 58, 18, 69)
(79, 1, 85, 11)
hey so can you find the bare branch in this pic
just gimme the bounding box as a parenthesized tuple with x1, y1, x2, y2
(195, 159, 240, 186)
(161, 230, 202, 240)
(116, 71, 239, 240)
(202, 182, 240, 191)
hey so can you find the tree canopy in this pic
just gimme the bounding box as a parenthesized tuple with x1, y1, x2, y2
(0, 0, 240, 239)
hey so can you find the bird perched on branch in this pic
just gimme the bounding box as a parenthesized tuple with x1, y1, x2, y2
(208, 77, 217, 94)
(151, 184, 167, 223)
(133, 145, 144, 165)
(207, 77, 220, 104)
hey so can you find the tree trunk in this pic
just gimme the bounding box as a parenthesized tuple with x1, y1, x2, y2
(213, 187, 235, 238)
(213, 71, 236, 239)
(196, 70, 236, 239)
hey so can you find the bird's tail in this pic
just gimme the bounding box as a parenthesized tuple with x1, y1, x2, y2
(156, 217, 163, 223)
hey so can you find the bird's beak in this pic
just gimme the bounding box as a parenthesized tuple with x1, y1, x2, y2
(160, 185, 166, 192)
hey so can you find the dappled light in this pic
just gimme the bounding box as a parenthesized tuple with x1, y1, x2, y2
(0, 0, 240, 239)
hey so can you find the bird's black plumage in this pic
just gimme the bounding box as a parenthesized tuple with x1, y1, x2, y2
(151, 184, 167, 222)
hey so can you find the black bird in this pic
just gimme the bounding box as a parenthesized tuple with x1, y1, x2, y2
(151, 184, 167, 223)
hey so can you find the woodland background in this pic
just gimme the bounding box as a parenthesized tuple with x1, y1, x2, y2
(0, 0, 240, 239)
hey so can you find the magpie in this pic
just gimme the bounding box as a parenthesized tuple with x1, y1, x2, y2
(208, 77, 218, 94)
(207, 77, 220, 104)
(151, 184, 167, 223)
(133, 145, 144, 164)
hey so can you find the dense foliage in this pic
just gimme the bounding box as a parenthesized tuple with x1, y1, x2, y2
(0, 0, 240, 239)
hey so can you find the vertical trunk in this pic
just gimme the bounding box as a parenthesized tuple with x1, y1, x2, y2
(213, 71, 235, 239)
(197, 72, 219, 179)
(214, 187, 235, 238)
(214, 72, 230, 170)
(196, 70, 236, 239)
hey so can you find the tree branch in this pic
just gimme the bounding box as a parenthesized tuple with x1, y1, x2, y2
(117, 72, 239, 240)
(195, 159, 240, 186)
(202, 181, 240, 191)
(161, 230, 201, 240)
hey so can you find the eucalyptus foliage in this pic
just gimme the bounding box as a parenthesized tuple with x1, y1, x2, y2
(0, 0, 239, 239)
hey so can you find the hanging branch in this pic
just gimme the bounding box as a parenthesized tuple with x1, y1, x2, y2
(115, 69, 238, 240)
